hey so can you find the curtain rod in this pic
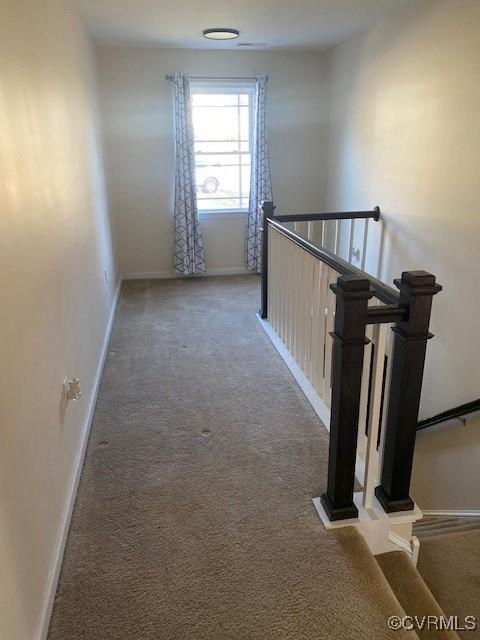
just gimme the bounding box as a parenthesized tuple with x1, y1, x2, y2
(165, 74, 267, 81)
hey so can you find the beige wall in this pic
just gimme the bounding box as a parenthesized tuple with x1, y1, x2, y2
(325, 0, 480, 509)
(0, 1, 117, 638)
(95, 47, 330, 277)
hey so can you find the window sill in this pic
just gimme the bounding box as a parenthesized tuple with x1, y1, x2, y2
(199, 210, 249, 220)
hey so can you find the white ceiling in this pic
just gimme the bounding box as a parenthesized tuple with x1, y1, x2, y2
(76, 0, 411, 50)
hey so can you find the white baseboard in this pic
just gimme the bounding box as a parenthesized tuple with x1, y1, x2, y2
(422, 510, 480, 517)
(38, 280, 121, 640)
(257, 314, 331, 428)
(123, 266, 251, 280)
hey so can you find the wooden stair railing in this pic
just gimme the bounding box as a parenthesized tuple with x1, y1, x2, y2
(259, 200, 442, 522)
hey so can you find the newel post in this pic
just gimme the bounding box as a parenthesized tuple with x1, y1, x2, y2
(321, 275, 373, 521)
(375, 271, 442, 513)
(259, 200, 275, 319)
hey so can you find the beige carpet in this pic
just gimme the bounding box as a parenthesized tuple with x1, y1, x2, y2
(377, 551, 460, 640)
(417, 529, 480, 640)
(48, 276, 415, 639)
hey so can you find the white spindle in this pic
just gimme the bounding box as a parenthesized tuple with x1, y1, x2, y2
(323, 268, 337, 407)
(278, 233, 287, 343)
(309, 260, 322, 389)
(361, 218, 369, 271)
(376, 324, 395, 479)
(348, 219, 355, 263)
(363, 322, 388, 508)
(303, 253, 315, 375)
(357, 323, 373, 468)
(298, 251, 307, 372)
(268, 226, 276, 330)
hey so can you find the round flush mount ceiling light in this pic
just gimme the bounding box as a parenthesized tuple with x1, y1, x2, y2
(202, 28, 240, 40)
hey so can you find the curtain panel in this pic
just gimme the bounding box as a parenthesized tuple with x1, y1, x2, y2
(173, 73, 206, 275)
(246, 74, 272, 273)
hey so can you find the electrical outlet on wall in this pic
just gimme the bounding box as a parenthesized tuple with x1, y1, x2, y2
(63, 377, 82, 402)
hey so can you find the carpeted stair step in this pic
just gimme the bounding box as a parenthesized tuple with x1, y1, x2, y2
(415, 522, 480, 539)
(417, 529, 480, 640)
(377, 550, 460, 640)
(414, 516, 480, 540)
(416, 516, 475, 527)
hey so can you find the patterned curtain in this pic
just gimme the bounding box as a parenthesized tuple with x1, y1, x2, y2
(173, 73, 206, 275)
(246, 74, 272, 273)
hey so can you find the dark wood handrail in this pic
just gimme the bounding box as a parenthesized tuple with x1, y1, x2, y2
(267, 217, 400, 306)
(417, 399, 480, 431)
(274, 207, 380, 223)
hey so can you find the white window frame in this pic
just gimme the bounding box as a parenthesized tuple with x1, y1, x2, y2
(190, 79, 255, 219)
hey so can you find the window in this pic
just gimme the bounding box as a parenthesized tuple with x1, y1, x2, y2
(190, 81, 254, 214)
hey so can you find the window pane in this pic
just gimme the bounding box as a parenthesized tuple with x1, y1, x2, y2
(195, 152, 249, 167)
(192, 93, 239, 107)
(239, 106, 250, 142)
(196, 163, 240, 200)
(240, 164, 251, 197)
(192, 88, 253, 211)
(195, 140, 247, 154)
(198, 197, 245, 211)
(193, 106, 239, 141)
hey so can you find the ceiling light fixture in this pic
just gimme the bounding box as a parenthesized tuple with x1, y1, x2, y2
(203, 28, 240, 40)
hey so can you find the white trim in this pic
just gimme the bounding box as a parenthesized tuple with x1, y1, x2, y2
(199, 210, 248, 220)
(422, 510, 480, 517)
(38, 280, 121, 640)
(388, 531, 416, 556)
(313, 492, 422, 530)
(122, 267, 251, 280)
(313, 492, 421, 556)
(190, 78, 256, 93)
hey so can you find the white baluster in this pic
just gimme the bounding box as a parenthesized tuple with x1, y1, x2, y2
(363, 322, 388, 509)
(361, 218, 369, 271)
(348, 219, 355, 263)
(335, 220, 340, 255)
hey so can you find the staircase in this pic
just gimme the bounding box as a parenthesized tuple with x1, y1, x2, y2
(377, 516, 480, 639)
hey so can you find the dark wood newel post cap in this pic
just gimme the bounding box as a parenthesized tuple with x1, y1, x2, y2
(394, 270, 443, 295)
(261, 201, 275, 216)
(331, 274, 374, 299)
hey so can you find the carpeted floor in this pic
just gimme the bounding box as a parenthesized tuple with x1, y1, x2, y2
(48, 276, 415, 639)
